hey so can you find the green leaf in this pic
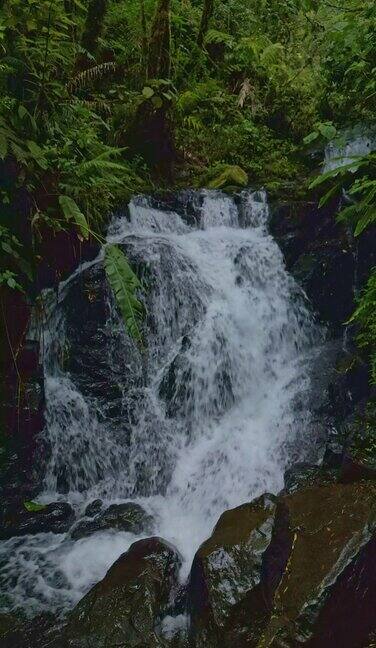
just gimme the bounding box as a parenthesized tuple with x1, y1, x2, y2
(152, 96, 163, 109)
(24, 501, 47, 513)
(303, 131, 319, 145)
(318, 182, 341, 208)
(27, 140, 43, 157)
(59, 195, 90, 240)
(18, 105, 28, 120)
(317, 122, 337, 140)
(354, 207, 376, 237)
(104, 244, 144, 344)
(142, 86, 154, 99)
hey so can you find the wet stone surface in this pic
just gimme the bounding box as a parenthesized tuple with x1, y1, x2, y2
(0, 502, 75, 540)
(63, 537, 182, 648)
(70, 502, 153, 540)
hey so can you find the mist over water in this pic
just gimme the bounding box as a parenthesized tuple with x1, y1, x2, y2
(0, 190, 324, 615)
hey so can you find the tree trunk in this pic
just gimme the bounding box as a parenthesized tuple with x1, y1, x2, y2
(147, 0, 171, 79)
(81, 0, 108, 57)
(197, 0, 214, 48)
(140, 0, 148, 80)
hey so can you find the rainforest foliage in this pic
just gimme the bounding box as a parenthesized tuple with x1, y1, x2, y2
(0, 0, 375, 367)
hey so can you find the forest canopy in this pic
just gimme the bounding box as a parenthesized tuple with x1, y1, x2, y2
(0, 0, 375, 373)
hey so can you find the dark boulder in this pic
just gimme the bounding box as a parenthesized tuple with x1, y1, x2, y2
(339, 413, 376, 484)
(188, 482, 376, 647)
(0, 502, 75, 539)
(0, 612, 63, 648)
(188, 494, 292, 647)
(84, 498, 103, 517)
(64, 537, 182, 648)
(283, 462, 338, 494)
(292, 247, 355, 326)
(70, 502, 153, 540)
(261, 481, 376, 647)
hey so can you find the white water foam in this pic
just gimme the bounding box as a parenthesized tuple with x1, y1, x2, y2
(0, 190, 324, 615)
(323, 129, 376, 173)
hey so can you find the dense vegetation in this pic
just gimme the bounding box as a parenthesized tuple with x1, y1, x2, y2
(0, 0, 375, 374)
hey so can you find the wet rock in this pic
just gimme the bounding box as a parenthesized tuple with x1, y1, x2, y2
(283, 463, 338, 494)
(0, 612, 63, 648)
(325, 352, 371, 423)
(188, 482, 376, 647)
(339, 417, 376, 484)
(0, 614, 22, 647)
(70, 502, 153, 540)
(260, 481, 376, 647)
(84, 499, 103, 517)
(188, 494, 292, 646)
(293, 248, 355, 326)
(64, 537, 182, 648)
(269, 199, 356, 329)
(0, 502, 75, 540)
(340, 453, 376, 483)
(0, 329, 46, 504)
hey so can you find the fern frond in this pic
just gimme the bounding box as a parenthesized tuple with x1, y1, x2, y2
(67, 62, 117, 93)
(238, 78, 253, 109)
(73, 98, 112, 114)
(205, 30, 234, 47)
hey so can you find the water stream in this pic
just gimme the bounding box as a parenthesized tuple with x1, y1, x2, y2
(0, 190, 325, 617)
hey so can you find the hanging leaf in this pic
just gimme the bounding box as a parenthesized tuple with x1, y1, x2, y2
(318, 182, 341, 208)
(104, 244, 144, 344)
(59, 195, 90, 240)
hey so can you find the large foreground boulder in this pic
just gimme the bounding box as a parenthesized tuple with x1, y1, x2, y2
(64, 537, 182, 648)
(188, 482, 376, 647)
(263, 481, 376, 648)
(189, 494, 291, 646)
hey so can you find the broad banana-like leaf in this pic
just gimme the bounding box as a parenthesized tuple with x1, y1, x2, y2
(59, 195, 90, 240)
(105, 244, 144, 344)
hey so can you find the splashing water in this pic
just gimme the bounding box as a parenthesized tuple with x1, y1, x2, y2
(323, 127, 376, 173)
(0, 190, 324, 616)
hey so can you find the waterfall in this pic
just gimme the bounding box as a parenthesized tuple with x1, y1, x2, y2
(323, 126, 376, 173)
(0, 190, 324, 616)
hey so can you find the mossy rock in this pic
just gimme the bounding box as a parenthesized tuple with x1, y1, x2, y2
(260, 481, 376, 647)
(200, 164, 248, 190)
(64, 537, 182, 648)
(189, 494, 290, 647)
(188, 482, 376, 647)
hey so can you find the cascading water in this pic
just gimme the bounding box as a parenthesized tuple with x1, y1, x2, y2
(0, 190, 324, 617)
